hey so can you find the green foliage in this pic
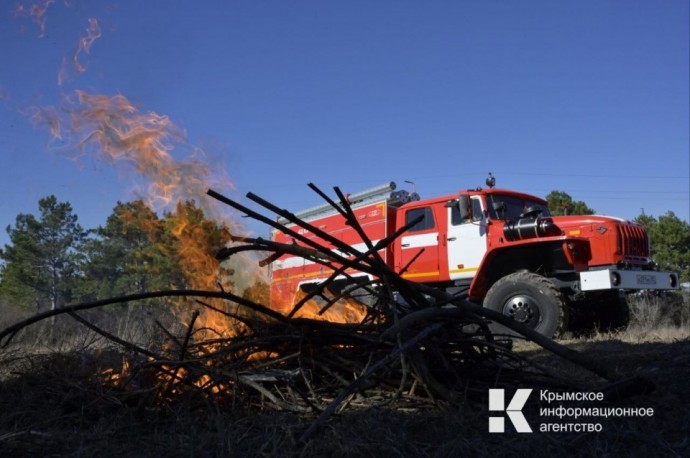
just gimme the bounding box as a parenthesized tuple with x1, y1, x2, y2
(546, 190, 595, 216)
(0, 196, 239, 313)
(0, 196, 86, 310)
(3, 194, 684, 315)
(634, 211, 690, 282)
(79, 200, 184, 301)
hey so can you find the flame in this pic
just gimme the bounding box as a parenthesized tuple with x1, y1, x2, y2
(14, 6, 278, 399)
(292, 291, 368, 323)
(16, 4, 249, 334)
(29, 90, 233, 211)
(99, 354, 131, 386)
(168, 201, 233, 291)
(28, 90, 253, 341)
(58, 17, 102, 86)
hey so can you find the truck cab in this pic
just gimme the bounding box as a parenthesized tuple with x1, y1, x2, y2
(397, 187, 678, 336)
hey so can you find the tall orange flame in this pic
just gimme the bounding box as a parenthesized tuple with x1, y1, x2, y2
(13, 0, 367, 402)
(18, 3, 365, 334)
(41, 90, 220, 208)
(29, 90, 249, 336)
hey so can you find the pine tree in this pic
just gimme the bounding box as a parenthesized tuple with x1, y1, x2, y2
(545, 190, 595, 216)
(80, 200, 182, 301)
(0, 196, 86, 312)
(635, 211, 690, 282)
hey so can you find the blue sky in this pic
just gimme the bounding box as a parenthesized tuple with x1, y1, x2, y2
(1, 1, 688, 246)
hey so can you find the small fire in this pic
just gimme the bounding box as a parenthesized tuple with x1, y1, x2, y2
(292, 291, 368, 323)
(100, 356, 131, 385)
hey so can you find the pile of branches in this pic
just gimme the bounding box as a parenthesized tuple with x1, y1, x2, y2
(0, 183, 642, 442)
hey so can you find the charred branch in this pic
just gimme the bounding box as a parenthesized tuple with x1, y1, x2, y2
(0, 182, 644, 445)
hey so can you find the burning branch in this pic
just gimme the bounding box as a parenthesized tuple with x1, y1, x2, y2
(0, 182, 655, 445)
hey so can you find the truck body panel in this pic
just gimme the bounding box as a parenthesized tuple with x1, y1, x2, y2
(268, 180, 680, 335)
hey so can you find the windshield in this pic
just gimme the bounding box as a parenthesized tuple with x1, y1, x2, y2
(486, 194, 551, 220)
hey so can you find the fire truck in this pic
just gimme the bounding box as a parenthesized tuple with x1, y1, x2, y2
(269, 177, 680, 338)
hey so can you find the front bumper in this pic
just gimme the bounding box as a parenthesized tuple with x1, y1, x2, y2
(579, 268, 680, 291)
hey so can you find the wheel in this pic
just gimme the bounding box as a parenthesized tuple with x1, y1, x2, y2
(483, 271, 568, 338)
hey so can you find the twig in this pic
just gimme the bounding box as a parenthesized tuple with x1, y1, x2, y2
(299, 322, 444, 443)
(67, 311, 160, 359)
(0, 289, 286, 348)
(161, 310, 199, 400)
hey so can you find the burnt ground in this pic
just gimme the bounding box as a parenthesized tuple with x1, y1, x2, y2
(0, 337, 688, 457)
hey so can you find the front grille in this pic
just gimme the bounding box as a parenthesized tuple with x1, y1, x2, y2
(616, 224, 648, 258)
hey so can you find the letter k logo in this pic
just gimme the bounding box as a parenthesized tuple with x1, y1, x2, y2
(488, 388, 533, 433)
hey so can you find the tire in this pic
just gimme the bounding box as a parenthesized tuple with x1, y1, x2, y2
(483, 271, 568, 339)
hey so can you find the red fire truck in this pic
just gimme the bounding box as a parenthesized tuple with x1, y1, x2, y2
(269, 177, 679, 337)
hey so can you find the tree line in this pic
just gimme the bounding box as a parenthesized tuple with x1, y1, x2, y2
(0, 191, 688, 313)
(546, 190, 690, 283)
(0, 196, 234, 314)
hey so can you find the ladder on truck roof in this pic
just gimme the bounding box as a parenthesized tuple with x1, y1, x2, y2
(276, 181, 420, 225)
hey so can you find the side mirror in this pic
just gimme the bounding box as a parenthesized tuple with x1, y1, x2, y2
(446, 195, 472, 221)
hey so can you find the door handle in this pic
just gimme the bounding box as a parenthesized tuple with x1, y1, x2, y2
(447, 237, 457, 241)
(401, 243, 410, 247)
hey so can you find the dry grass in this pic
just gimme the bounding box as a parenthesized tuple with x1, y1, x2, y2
(1, 336, 687, 457)
(1, 292, 688, 457)
(1, 339, 688, 457)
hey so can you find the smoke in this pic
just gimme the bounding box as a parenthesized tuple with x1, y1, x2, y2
(14, 0, 56, 37)
(58, 17, 102, 86)
(28, 89, 233, 217)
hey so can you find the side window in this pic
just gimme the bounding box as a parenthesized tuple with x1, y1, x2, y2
(451, 198, 483, 226)
(406, 207, 435, 232)
(471, 198, 483, 221)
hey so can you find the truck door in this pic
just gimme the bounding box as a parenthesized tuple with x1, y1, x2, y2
(447, 196, 487, 280)
(399, 206, 440, 281)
